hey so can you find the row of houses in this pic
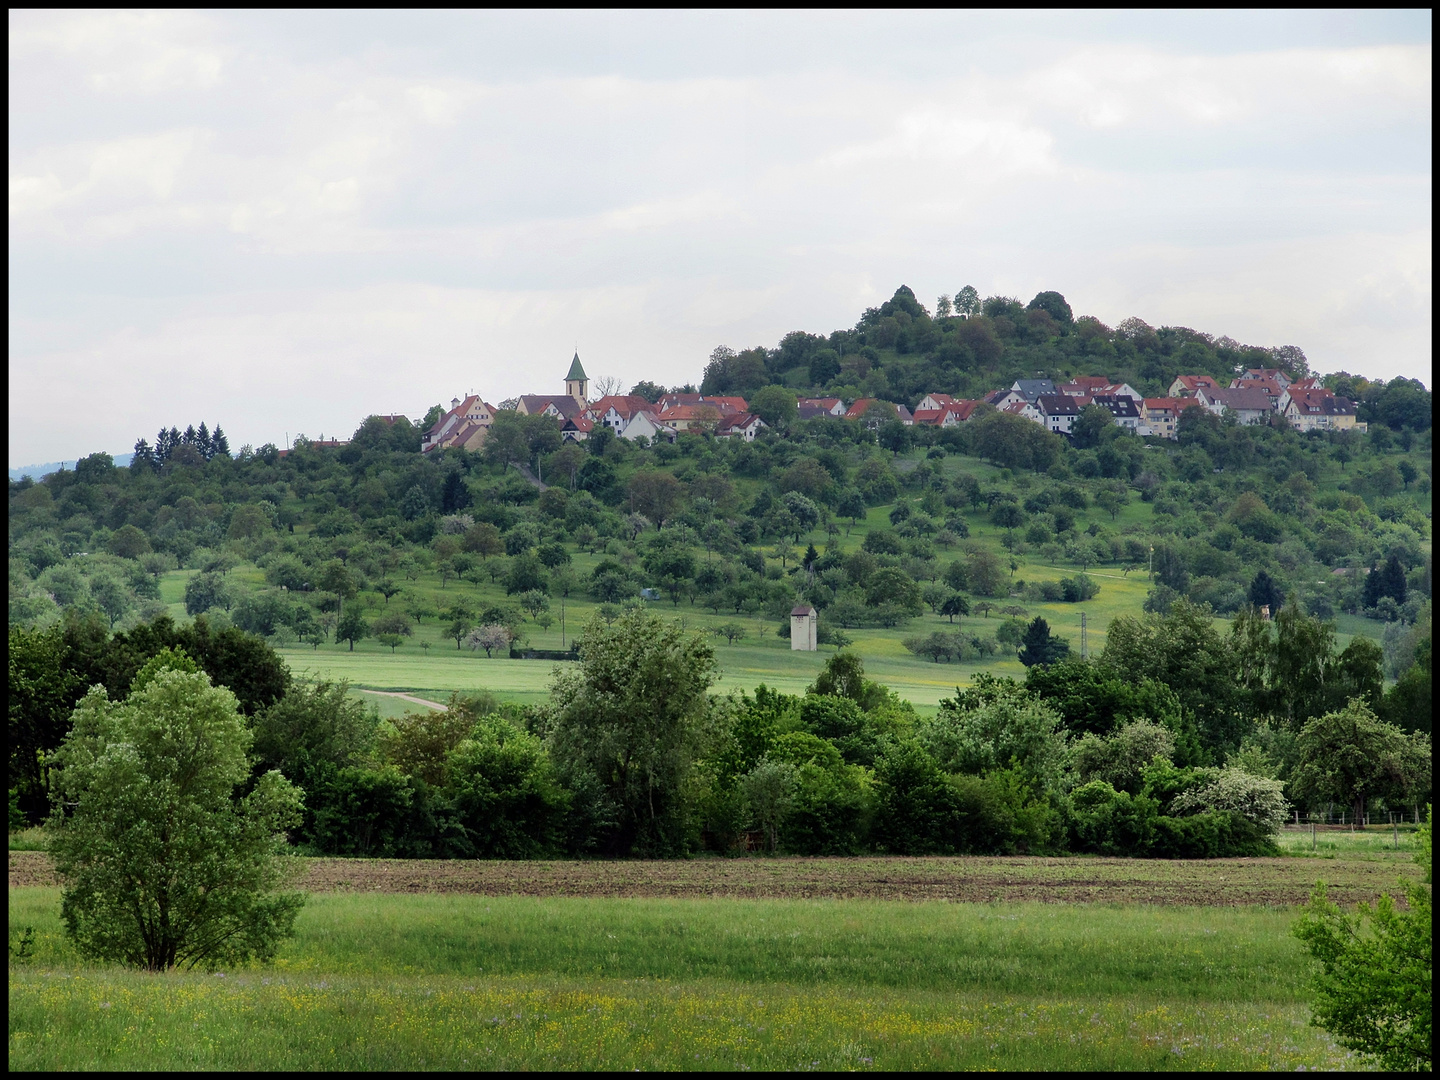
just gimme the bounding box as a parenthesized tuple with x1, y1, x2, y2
(422, 354, 767, 454)
(421, 357, 1364, 455)
(903, 366, 1362, 441)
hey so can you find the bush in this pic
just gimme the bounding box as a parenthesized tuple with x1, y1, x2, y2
(446, 716, 570, 858)
(1292, 810, 1431, 1070)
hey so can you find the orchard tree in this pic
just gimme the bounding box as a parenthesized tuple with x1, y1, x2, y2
(466, 624, 512, 658)
(1290, 701, 1431, 827)
(47, 655, 304, 971)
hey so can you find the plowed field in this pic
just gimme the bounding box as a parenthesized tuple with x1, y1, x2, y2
(11, 849, 1417, 906)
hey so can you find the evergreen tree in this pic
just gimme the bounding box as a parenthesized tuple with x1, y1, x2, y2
(211, 426, 230, 458)
(1018, 617, 1071, 667)
(1247, 569, 1285, 613)
(196, 422, 212, 460)
(1378, 555, 1408, 605)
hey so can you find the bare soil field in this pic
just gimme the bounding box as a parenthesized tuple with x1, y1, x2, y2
(11, 849, 1419, 906)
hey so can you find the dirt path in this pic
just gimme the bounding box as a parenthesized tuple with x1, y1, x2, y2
(10, 850, 1418, 906)
(356, 689, 447, 711)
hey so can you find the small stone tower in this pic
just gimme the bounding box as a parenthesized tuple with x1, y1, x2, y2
(565, 352, 588, 406)
(790, 604, 818, 651)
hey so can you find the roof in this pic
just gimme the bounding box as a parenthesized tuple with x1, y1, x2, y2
(589, 394, 655, 420)
(983, 389, 1016, 406)
(791, 604, 816, 616)
(845, 398, 889, 419)
(1063, 376, 1114, 391)
(1143, 397, 1189, 412)
(946, 400, 981, 421)
(561, 415, 594, 431)
(1172, 375, 1221, 393)
(703, 396, 749, 414)
(1012, 378, 1056, 400)
(1200, 387, 1273, 412)
(1230, 377, 1283, 396)
(1286, 389, 1354, 415)
(1035, 394, 1080, 416)
(1090, 394, 1142, 418)
(520, 395, 585, 419)
(716, 412, 763, 432)
(798, 397, 841, 409)
(565, 352, 587, 381)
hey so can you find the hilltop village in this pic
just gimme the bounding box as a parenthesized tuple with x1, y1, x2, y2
(417, 352, 1365, 456)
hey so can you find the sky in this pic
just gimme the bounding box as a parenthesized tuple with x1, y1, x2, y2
(8, 9, 1432, 467)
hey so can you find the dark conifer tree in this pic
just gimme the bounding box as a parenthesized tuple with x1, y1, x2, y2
(1247, 569, 1285, 613)
(1018, 616, 1070, 667)
(196, 422, 212, 460)
(211, 426, 229, 458)
(1379, 555, 1408, 605)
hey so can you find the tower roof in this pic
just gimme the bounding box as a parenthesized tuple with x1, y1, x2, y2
(566, 352, 587, 381)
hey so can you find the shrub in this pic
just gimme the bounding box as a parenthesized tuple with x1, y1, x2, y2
(446, 716, 570, 858)
(1292, 810, 1431, 1070)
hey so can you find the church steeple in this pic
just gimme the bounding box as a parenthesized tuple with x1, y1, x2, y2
(565, 351, 588, 404)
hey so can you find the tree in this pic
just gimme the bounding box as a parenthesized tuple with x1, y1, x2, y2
(628, 470, 683, 525)
(184, 572, 230, 616)
(547, 607, 718, 854)
(935, 294, 953, 318)
(1071, 404, 1114, 450)
(1094, 487, 1126, 522)
(46, 661, 304, 970)
(714, 622, 747, 645)
(518, 589, 551, 620)
(1018, 617, 1071, 667)
(107, 524, 152, 559)
(1291, 812, 1431, 1071)
(836, 489, 867, 533)
(1247, 570, 1285, 614)
(940, 592, 970, 624)
(466, 624, 512, 658)
(954, 285, 981, 317)
(749, 385, 797, 428)
(1290, 701, 1431, 827)
(335, 607, 368, 652)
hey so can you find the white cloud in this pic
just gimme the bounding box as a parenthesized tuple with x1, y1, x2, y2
(9, 10, 224, 94)
(7, 13, 1432, 464)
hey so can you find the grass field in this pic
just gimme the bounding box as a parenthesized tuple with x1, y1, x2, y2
(9, 879, 1376, 1070)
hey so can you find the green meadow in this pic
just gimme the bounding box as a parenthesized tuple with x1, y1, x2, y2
(9, 886, 1361, 1070)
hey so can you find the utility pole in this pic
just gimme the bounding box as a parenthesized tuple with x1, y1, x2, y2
(1148, 545, 1154, 581)
(560, 592, 566, 651)
(1080, 611, 1087, 659)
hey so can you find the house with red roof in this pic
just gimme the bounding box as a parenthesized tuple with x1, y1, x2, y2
(1195, 386, 1273, 426)
(1167, 374, 1222, 398)
(1141, 397, 1192, 440)
(1280, 388, 1362, 432)
(422, 394, 497, 454)
(797, 397, 846, 420)
(715, 412, 766, 441)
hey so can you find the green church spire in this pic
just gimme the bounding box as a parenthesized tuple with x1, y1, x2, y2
(565, 352, 587, 381)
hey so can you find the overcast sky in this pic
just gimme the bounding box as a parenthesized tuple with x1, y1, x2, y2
(8, 9, 1432, 466)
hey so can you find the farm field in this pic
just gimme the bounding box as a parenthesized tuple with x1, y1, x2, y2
(12, 850, 1408, 1071)
(11, 849, 1421, 906)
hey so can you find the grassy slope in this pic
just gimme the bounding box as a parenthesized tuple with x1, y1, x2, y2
(152, 441, 1397, 709)
(9, 887, 1359, 1070)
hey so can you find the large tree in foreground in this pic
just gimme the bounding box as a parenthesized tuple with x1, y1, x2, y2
(545, 607, 717, 855)
(47, 652, 304, 971)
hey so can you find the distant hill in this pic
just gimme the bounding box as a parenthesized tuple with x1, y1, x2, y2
(10, 453, 134, 482)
